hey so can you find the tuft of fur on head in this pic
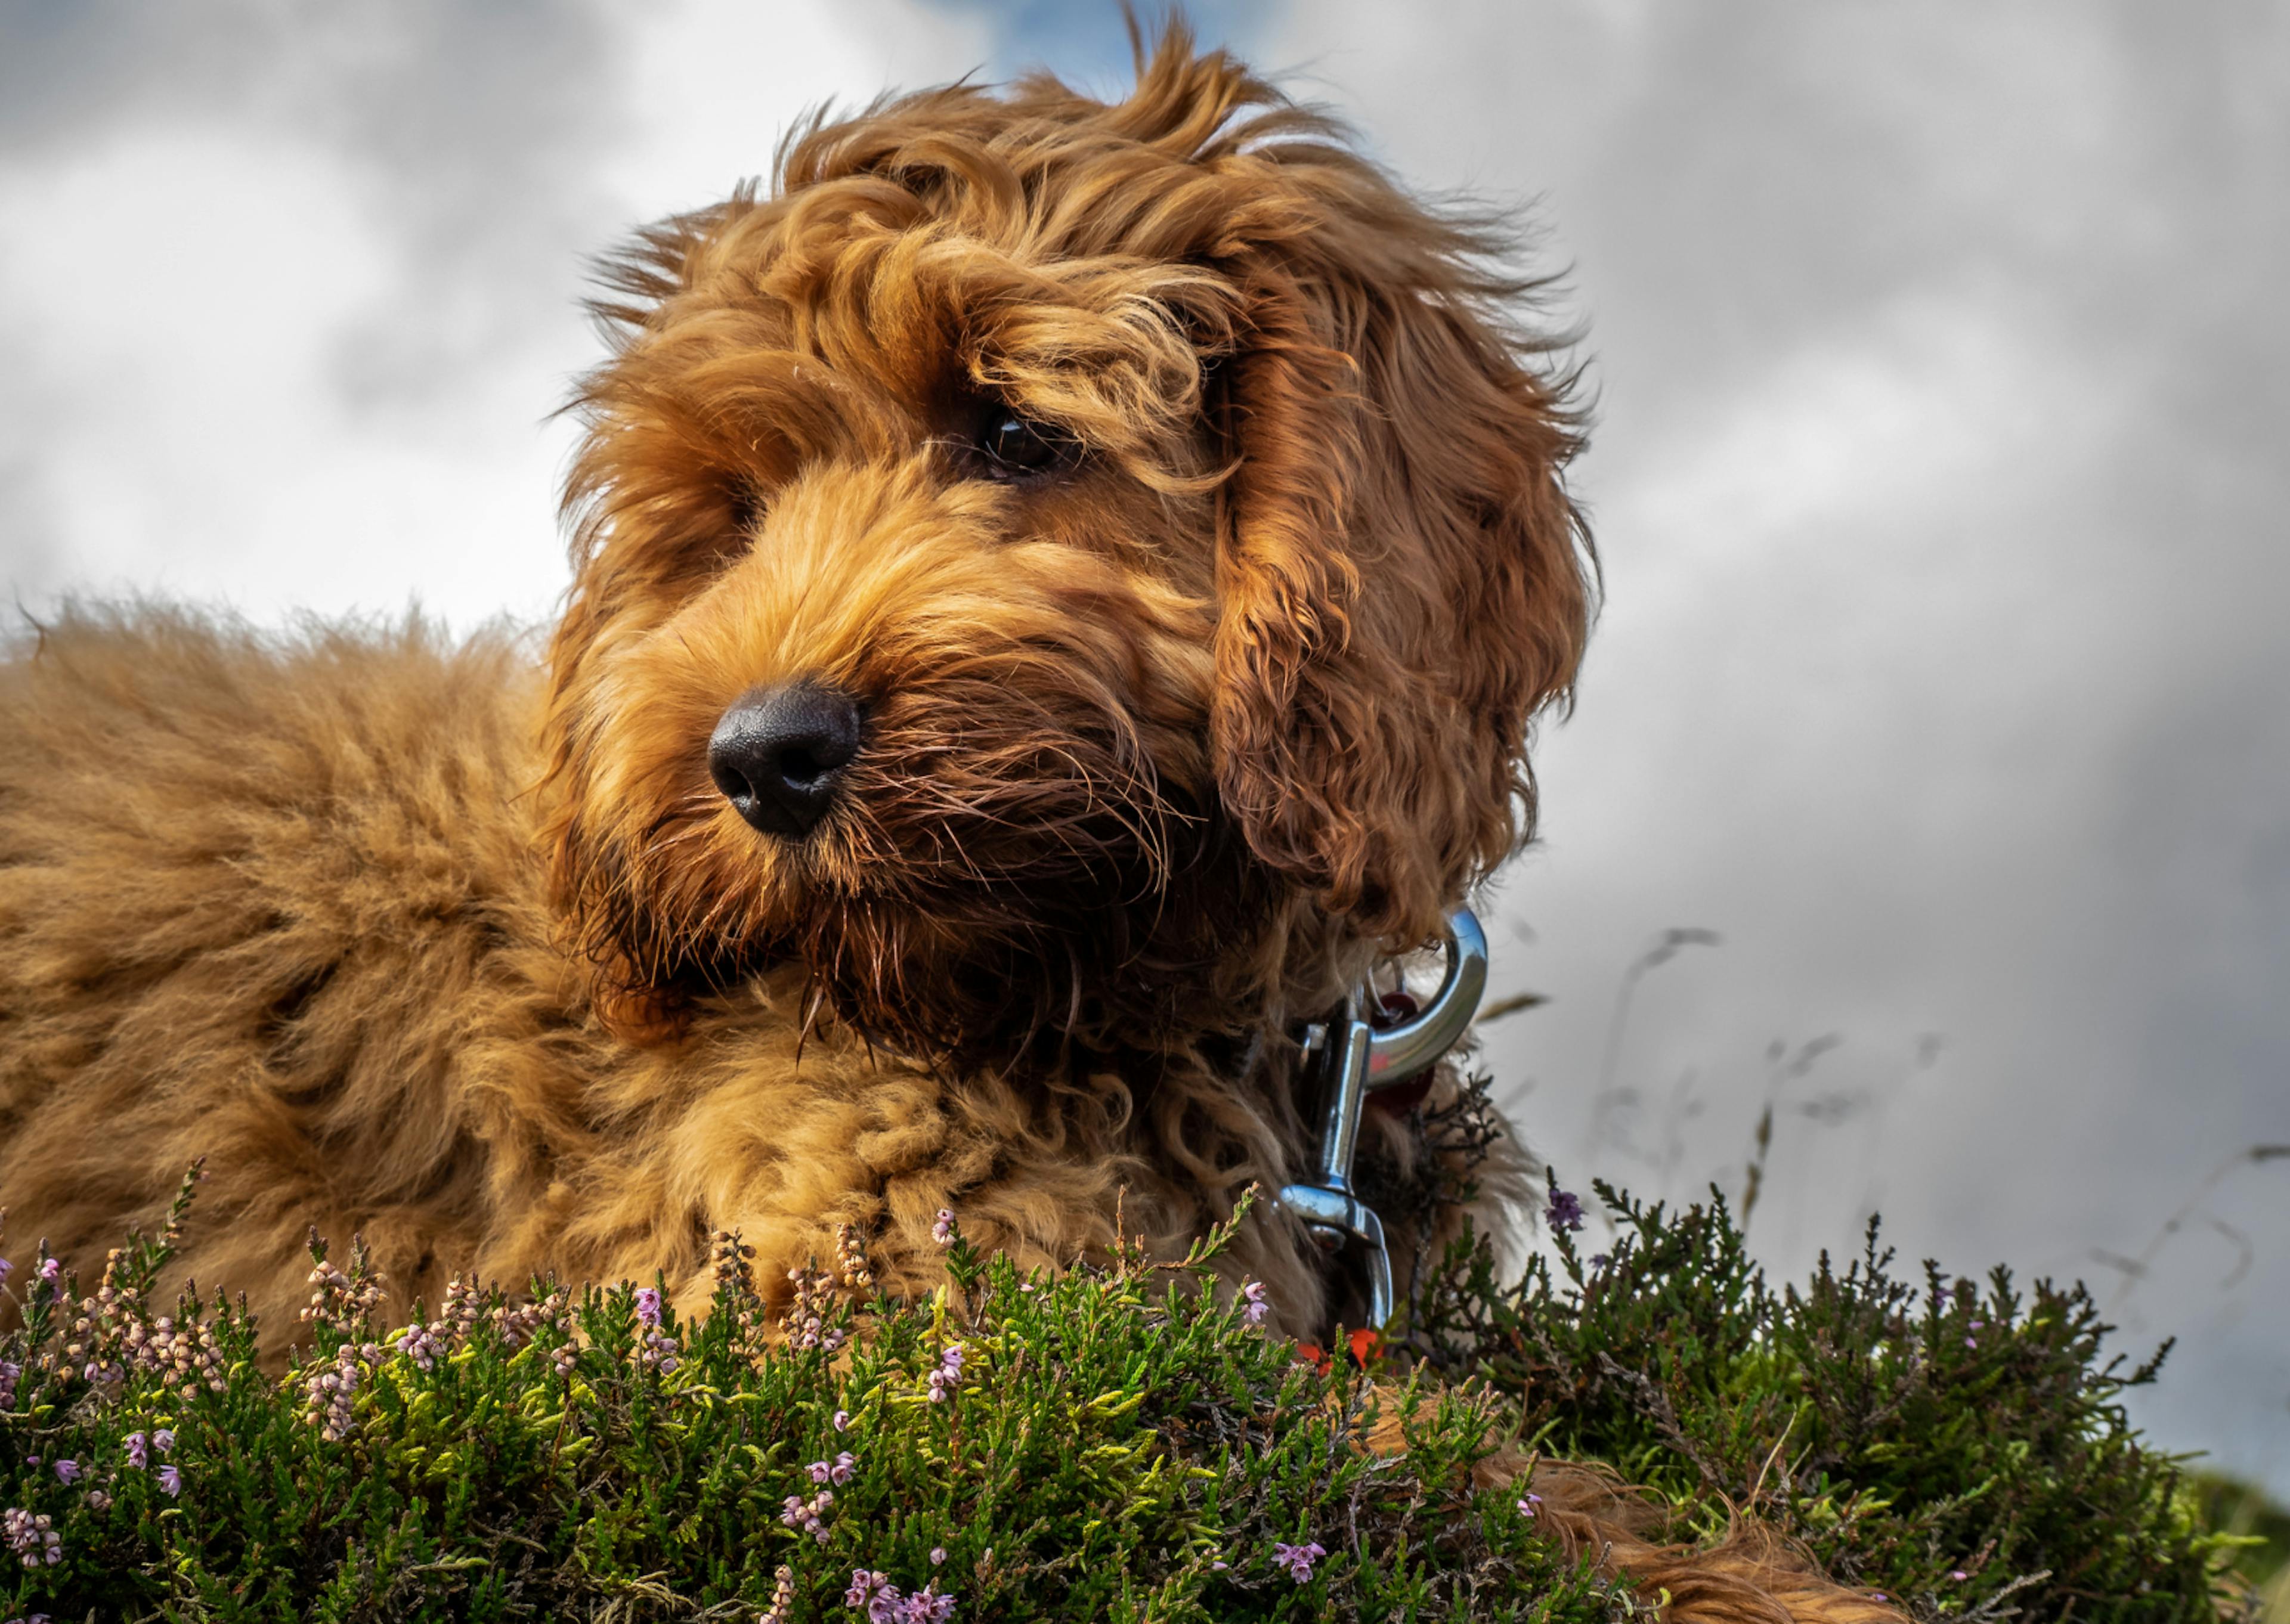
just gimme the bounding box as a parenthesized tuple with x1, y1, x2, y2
(539, 19, 1595, 1063)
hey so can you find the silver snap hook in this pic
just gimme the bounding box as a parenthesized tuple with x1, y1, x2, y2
(1276, 906, 1489, 1332)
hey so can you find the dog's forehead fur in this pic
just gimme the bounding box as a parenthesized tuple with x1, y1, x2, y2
(567, 43, 1518, 562)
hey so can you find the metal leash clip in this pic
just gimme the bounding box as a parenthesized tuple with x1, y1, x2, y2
(1277, 906, 1488, 1331)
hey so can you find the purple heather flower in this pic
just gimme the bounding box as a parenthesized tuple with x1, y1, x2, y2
(36, 1258, 59, 1285)
(903, 1582, 958, 1622)
(1545, 1187, 1585, 1234)
(1517, 1493, 1543, 1519)
(759, 1563, 797, 1624)
(157, 1465, 182, 1497)
(1951, 1570, 1970, 1581)
(124, 1431, 148, 1470)
(809, 1451, 857, 1486)
(1589, 1253, 1611, 1270)
(0, 1360, 18, 1409)
(2, 1506, 60, 1569)
(153, 1429, 175, 1455)
(0, 1258, 10, 1285)
(84, 1490, 111, 1513)
(395, 1322, 444, 1371)
(927, 1343, 966, 1402)
(634, 1287, 663, 1327)
(303, 1343, 373, 1442)
(782, 1489, 834, 1544)
(833, 1408, 852, 1432)
(846, 1569, 957, 1622)
(50, 1461, 78, 1487)
(1239, 1279, 1271, 1327)
(1272, 1541, 1326, 1583)
(931, 1209, 957, 1247)
(930, 1547, 947, 1566)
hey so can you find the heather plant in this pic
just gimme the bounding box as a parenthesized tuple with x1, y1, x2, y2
(0, 1173, 1621, 1622)
(1394, 1173, 2260, 1624)
(2190, 1475, 2288, 1616)
(0, 1155, 2264, 1622)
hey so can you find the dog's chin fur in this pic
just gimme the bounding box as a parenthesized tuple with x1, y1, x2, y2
(0, 26, 1903, 1622)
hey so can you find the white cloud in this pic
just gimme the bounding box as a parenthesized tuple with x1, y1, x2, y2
(0, 0, 995, 634)
(598, 0, 993, 220)
(0, 124, 562, 624)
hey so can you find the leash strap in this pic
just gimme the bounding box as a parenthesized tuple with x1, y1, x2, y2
(1276, 906, 1488, 1329)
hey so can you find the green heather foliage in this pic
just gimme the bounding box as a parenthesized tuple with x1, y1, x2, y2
(0, 1156, 2261, 1622)
(0, 1174, 1617, 1623)
(1395, 1176, 2258, 1624)
(2190, 1475, 2289, 1601)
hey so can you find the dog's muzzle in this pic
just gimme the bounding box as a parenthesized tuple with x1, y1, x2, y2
(708, 680, 862, 839)
(1278, 906, 1489, 1333)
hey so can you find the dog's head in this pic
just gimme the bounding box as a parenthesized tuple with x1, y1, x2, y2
(541, 26, 1593, 1062)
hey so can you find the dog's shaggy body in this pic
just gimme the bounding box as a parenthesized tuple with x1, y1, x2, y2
(2, 609, 1320, 1341)
(0, 30, 1896, 1622)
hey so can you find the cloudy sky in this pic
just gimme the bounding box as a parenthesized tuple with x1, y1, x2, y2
(4, 2, 2284, 1493)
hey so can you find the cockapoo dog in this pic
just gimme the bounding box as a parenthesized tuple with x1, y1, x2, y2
(0, 27, 1895, 1621)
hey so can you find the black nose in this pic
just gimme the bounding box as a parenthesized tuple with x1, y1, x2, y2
(707, 681, 862, 839)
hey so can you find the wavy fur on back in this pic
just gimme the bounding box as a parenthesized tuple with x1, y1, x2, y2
(0, 24, 1895, 1621)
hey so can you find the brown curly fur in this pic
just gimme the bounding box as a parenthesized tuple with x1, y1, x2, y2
(0, 24, 1895, 1621)
(1512, 1462, 1904, 1624)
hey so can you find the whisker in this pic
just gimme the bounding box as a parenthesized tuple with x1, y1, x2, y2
(794, 972, 824, 1072)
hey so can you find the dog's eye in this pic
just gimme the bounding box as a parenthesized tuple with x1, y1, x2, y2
(976, 411, 1075, 478)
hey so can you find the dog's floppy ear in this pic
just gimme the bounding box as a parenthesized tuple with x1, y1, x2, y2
(1211, 225, 1593, 950)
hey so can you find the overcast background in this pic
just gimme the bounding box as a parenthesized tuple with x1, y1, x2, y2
(4, 1, 2284, 1495)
